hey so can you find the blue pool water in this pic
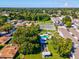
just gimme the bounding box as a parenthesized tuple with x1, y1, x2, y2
(40, 35, 48, 39)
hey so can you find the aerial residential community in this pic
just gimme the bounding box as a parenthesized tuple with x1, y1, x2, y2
(0, 0, 79, 59)
(0, 8, 79, 59)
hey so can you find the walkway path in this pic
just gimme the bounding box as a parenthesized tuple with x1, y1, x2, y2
(75, 47, 79, 59)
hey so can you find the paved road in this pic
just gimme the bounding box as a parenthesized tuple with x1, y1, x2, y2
(75, 47, 79, 59)
(51, 17, 79, 59)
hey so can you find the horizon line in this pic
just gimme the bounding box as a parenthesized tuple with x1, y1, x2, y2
(0, 7, 79, 8)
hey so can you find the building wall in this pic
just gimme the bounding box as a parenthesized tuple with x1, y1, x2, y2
(0, 57, 13, 59)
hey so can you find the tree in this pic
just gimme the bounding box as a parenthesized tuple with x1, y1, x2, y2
(71, 13, 78, 19)
(0, 22, 13, 32)
(60, 38, 72, 57)
(62, 16, 72, 27)
(0, 19, 4, 26)
(2, 23, 13, 32)
(0, 16, 8, 26)
(12, 25, 41, 55)
(52, 31, 72, 57)
(66, 21, 72, 27)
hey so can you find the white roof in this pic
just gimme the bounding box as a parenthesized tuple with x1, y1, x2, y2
(42, 51, 51, 56)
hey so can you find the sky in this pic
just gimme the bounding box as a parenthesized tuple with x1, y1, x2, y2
(0, 0, 79, 8)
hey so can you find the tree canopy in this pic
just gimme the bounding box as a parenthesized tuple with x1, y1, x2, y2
(12, 25, 41, 55)
(0, 16, 7, 26)
(62, 16, 72, 27)
(52, 31, 72, 57)
(0, 22, 13, 32)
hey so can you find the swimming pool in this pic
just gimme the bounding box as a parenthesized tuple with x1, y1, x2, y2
(40, 35, 48, 39)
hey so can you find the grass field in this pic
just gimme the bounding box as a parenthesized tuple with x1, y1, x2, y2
(37, 20, 53, 24)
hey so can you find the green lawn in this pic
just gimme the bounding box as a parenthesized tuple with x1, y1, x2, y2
(37, 20, 53, 24)
(25, 53, 42, 59)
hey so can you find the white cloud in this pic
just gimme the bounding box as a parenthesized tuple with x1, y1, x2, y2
(64, 2, 68, 7)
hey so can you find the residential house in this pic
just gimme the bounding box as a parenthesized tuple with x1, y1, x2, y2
(0, 45, 18, 59)
(0, 36, 11, 44)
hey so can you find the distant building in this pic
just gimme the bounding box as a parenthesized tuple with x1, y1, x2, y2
(0, 36, 11, 44)
(15, 20, 37, 28)
(0, 32, 7, 36)
(2, 11, 9, 16)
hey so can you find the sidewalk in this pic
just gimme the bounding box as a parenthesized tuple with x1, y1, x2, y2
(74, 47, 79, 59)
